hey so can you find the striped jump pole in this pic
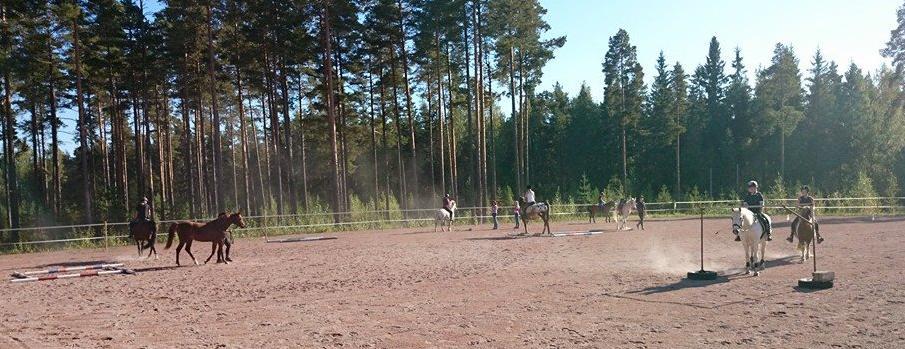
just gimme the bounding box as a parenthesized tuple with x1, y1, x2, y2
(10, 263, 124, 279)
(11, 268, 134, 283)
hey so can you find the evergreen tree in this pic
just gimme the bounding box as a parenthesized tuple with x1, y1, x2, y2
(602, 29, 643, 187)
(753, 43, 804, 179)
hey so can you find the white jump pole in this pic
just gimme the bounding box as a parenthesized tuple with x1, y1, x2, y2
(11, 268, 134, 283)
(11, 263, 125, 279)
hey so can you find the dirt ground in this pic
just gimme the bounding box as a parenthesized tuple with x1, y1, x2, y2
(1, 215, 904, 348)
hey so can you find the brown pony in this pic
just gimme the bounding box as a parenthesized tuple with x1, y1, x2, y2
(130, 220, 158, 259)
(164, 212, 246, 266)
(589, 201, 615, 223)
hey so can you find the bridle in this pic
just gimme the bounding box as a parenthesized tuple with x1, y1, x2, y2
(731, 210, 750, 235)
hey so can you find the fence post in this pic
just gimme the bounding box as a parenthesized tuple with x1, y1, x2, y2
(103, 221, 109, 251)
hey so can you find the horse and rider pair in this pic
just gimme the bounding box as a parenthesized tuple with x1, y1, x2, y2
(127, 196, 246, 265)
(734, 181, 824, 243)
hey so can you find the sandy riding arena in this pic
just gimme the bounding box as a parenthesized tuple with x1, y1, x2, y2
(1, 216, 904, 348)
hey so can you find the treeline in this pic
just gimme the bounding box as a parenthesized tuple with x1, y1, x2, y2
(3, 0, 905, 237)
(535, 34, 905, 204)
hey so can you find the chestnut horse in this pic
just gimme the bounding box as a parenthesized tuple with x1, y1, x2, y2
(164, 212, 246, 266)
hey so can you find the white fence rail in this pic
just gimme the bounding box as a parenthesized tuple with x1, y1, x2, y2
(0, 196, 901, 249)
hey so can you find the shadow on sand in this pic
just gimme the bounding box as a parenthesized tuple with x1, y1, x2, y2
(465, 235, 533, 241)
(131, 265, 181, 273)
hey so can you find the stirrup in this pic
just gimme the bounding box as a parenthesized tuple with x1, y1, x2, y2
(817, 236, 825, 244)
(734, 235, 741, 242)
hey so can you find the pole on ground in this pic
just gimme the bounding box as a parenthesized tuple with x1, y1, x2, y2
(687, 209, 717, 280)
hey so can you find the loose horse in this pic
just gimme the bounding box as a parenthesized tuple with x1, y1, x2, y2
(434, 200, 456, 232)
(164, 212, 246, 266)
(130, 220, 158, 259)
(518, 198, 552, 236)
(616, 198, 636, 231)
(589, 201, 615, 223)
(731, 207, 771, 275)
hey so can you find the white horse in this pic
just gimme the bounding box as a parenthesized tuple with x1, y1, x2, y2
(616, 198, 636, 231)
(519, 199, 552, 236)
(434, 200, 456, 232)
(731, 207, 771, 276)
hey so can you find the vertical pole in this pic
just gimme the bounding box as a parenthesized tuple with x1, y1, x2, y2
(812, 233, 817, 273)
(103, 221, 109, 251)
(700, 209, 704, 271)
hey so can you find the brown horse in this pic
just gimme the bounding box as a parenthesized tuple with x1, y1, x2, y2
(130, 220, 158, 259)
(164, 212, 246, 266)
(589, 201, 615, 223)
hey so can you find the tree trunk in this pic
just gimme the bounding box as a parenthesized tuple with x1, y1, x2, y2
(378, 65, 391, 219)
(320, 5, 342, 221)
(435, 34, 447, 195)
(367, 59, 380, 210)
(445, 45, 458, 199)
(236, 70, 251, 214)
(47, 38, 61, 216)
(389, 48, 408, 214)
(263, 51, 283, 213)
(485, 41, 497, 201)
(206, 1, 223, 211)
(296, 73, 310, 211)
(509, 46, 520, 193)
(278, 63, 297, 214)
(397, 0, 419, 207)
(1, 4, 18, 231)
(180, 91, 196, 217)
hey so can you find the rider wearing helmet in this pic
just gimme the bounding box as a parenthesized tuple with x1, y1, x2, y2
(788, 185, 824, 244)
(740, 180, 771, 241)
(442, 194, 454, 221)
(129, 197, 154, 237)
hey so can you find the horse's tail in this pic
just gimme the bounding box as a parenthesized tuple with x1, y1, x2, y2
(164, 223, 178, 249)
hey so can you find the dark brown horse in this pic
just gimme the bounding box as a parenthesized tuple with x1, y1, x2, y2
(164, 212, 246, 266)
(589, 201, 615, 223)
(130, 220, 158, 259)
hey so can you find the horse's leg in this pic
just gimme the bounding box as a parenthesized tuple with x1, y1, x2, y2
(743, 240, 751, 274)
(175, 241, 185, 266)
(224, 238, 232, 262)
(219, 242, 228, 264)
(205, 242, 216, 264)
(185, 241, 198, 265)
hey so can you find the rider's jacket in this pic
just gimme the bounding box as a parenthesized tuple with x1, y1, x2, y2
(743, 192, 765, 214)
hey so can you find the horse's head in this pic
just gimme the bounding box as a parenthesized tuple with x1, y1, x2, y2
(230, 211, 247, 228)
(730, 207, 748, 235)
(800, 206, 814, 220)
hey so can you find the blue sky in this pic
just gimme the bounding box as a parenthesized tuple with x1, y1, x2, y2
(537, 0, 901, 100)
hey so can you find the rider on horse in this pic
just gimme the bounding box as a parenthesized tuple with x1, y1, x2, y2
(597, 192, 606, 209)
(524, 186, 536, 207)
(129, 197, 155, 237)
(739, 180, 771, 241)
(442, 194, 455, 221)
(788, 185, 824, 244)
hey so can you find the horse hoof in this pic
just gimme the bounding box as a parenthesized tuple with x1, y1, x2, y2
(745, 270, 750, 275)
(753, 272, 760, 276)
